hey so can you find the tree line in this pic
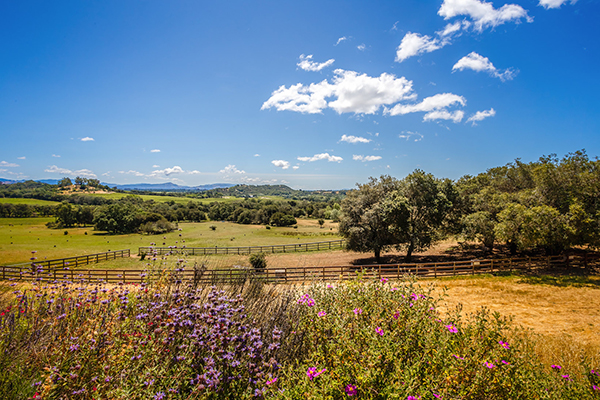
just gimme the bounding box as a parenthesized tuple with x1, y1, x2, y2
(45, 196, 338, 234)
(340, 150, 600, 261)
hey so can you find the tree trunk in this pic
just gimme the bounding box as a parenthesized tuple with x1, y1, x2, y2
(405, 241, 414, 263)
(508, 241, 517, 256)
(374, 248, 382, 264)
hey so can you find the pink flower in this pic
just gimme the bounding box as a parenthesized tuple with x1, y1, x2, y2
(551, 364, 562, 370)
(318, 311, 327, 317)
(452, 354, 465, 360)
(484, 361, 495, 369)
(380, 277, 388, 283)
(345, 384, 357, 396)
(445, 325, 458, 333)
(561, 374, 572, 381)
(353, 308, 363, 315)
(499, 340, 510, 350)
(375, 327, 384, 336)
(307, 367, 326, 380)
(266, 377, 277, 385)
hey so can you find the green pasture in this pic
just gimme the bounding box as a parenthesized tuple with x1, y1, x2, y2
(0, 198, 60, 206)
(80, 192, 283, 204)
(0, 218, 340, 265)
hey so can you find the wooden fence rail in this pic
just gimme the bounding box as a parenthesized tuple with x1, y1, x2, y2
(138, 240, 346, 256)
(1, 249, 131, 273)
(2, 253, 596, 284)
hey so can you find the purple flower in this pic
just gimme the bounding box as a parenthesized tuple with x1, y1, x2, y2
(484, 361, 495, 369)
(499, 340, 510, 349)
(551, 364, 562, 370)
(380, 277, 388, 283)
(353, 308, 363, 315)
(154, 392, 166, 400)
(452, 354, 465, 360)
(592, 385, 599, 391)
(318, 311, 327, 317)
(375, 327, 384, 336)
(298, 294, 315, 307)
(345, 384, 357, 396)
(561, 374, 572, 381)
(445, 325, 458, 333)
(407, 396, 421, 400)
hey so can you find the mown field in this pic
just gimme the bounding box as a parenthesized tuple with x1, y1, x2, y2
(0, 217, 341, 265)
(0, 198, 60, 206)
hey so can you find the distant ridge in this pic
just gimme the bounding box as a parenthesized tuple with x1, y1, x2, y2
(0, 178, 235, 191)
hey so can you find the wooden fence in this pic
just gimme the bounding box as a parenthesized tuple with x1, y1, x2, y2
(1, 250, 130, 273)
(138, 240, 346, 256)
(2, 253, 596, 285)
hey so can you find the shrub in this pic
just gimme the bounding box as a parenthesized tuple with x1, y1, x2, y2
(249, 253, 267, 270)
(209, 225, 216, 231)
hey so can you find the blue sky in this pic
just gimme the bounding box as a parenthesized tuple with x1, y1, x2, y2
(1, 0, 599, 189)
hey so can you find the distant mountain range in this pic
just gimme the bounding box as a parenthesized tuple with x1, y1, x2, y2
(0, 178, 235, 191)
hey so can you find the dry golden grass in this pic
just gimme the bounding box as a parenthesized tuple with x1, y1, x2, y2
(432, 274, 600, 369)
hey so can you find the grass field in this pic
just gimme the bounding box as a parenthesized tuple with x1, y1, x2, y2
(0, 217, 341, 265)
(0, 198, 60, 205)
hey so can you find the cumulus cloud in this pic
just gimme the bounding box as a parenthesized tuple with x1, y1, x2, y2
(150, 166, 185, 176)
(297, 153, 343, 163)
(81, 137, 94, 142)
(292, 165, 300, 170)
(452, 52, 516, 81)
(219, 165, 246, 174)
(399, 131, 424, 141)
(262, 69, 415, 115)
(353, 155, 382, 162)
(150, 149, 161, 153)
(385, 93, 466, 116)
(0, 161, 19, 167)
(423, 110, 465, 123)
(438, 0, 532, 32)
(340, 134, 371, 144)
(395, 32, 447, 62)
(271, 160, 290, 169)
(44, 165, 97, 178)
(467, 108, 496, 125)
(539, 0, 576, 9)
(297, 54, 335, 72)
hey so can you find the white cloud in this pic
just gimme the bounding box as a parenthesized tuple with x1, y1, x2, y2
(467, 108, 496, 125)
(219, 165, 245, 174)
(340, 134, 371, 144)
(189, 170, 201, 174)
(17, 156, 26, 160)
(357, 44, 366, 51)
(438, 0, 532, 32)
(385, 93, 466, 116)
(44, 165, 97, 178)
(452, 52, 516, 81)
(297, 153, 343, 163)
(390, 21, 399, 31)
(423, 110, 465, 123)
(539, 0, 576, 9)
(254, 154, 260, 157)
(399, 131, 424, 142)
(73, 169, 97, 178)
(52, 154, 60, 158)
(353, 155, 382, 162)
(119, 170, 146, 177)
(292, 166, 300, 170)
(150, 166, 185, 176)
(150, 149, 161, 153)
(271, 160, 290, 169)
(81, 137, 94, 142)
(0, 161, 19, 167)
(335, 36, 348, 46)
(262, 69, 415, 115)
(395, 32, 447, 62)
(152, 165, 160, 168)
(297, 54, 335, 72)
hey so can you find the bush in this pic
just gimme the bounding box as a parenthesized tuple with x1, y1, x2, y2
(249, 253, 267, 270)
(209, 225, 217, 231)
